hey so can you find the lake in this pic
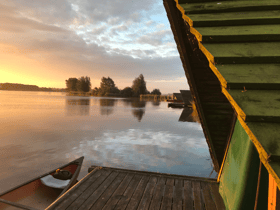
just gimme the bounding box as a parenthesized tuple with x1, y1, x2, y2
(0, 91, 216, 193)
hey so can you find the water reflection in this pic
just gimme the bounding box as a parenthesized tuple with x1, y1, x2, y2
(152, 101, 160, 106)
(68, 128, 215, 177)
(131, 100, 146, 122)
(65, 98, 90, 116)
(179, 108, 201, 123)
(99, 98, 116, 116)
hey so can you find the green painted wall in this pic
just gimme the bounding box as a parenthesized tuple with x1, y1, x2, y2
(219, 118, 268, 210)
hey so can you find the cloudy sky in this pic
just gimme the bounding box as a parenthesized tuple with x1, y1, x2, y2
(1, 0, 189, 94)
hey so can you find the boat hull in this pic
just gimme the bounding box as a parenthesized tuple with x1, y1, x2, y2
(0, 156, 84, 210)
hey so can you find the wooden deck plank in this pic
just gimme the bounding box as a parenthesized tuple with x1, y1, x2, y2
(148, 177, 166, 210)
(208, 184, 225, 210)
(89, 173, 126, 210)
(102, 173, 134, 210)
(77, 171, 119, 210)
(126, 175, 150, 210)
(193, 181, 204, 210)
(160, 178, 174, 210)
(173, 179, 183, 210)
(137, 177, 158, 210)
(201, 182, 217, 210)
(47, 167, 225, 210)
(183, 180, 193, 210)
(47, 169, 102, 210)
(114, 174, 143, 210)
(66, 169, 112, 210)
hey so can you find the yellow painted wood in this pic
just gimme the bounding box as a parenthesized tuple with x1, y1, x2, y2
(209, 62, 227, 89)
(221, 88, 246, 121)
(198, 42, 214, 64)
(190, 27, 202, 42)
(174, 0, 193, 27)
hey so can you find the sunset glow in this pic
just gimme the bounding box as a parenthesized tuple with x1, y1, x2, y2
(0, 1, 189, 93)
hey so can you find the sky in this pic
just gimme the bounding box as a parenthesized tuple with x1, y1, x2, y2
(0, 0, 190, 94)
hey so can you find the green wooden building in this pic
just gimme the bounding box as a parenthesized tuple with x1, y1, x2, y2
(163, 0, 280, 209)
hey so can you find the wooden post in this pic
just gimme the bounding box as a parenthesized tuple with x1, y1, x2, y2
(268, 174, 280, 210)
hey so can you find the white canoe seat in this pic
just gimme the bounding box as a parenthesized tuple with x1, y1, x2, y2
(40, 175, 70, 189)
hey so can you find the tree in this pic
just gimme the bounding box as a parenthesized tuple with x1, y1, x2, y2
(77, 76, 91, 92)
(151, 89, 161, 95)
(65, 78, 78, 91)
(120, 87, 133, 97)
(99, 77, 119, 96)
(131, 74, 147, 97)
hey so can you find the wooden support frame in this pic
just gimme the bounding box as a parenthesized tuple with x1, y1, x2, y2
(268, 174, 280, 210)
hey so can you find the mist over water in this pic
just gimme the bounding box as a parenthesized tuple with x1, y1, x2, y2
(0, 91, 216, 193)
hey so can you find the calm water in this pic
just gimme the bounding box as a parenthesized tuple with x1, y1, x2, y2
(0, 91, 216, 193)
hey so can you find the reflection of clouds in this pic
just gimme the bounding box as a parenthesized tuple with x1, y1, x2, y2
(69, 128, 215, 177)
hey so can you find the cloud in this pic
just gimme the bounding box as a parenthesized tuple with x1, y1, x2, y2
(0, 0, 188, 93)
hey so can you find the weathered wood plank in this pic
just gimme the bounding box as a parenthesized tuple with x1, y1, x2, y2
(114, 174, 143, 210)
(173, 179, 183, 210)
(126, 175, 150, 210)
(216, 64, 280, 90)
(203, 42, 280, 65)
(193, 181, 204, 210)
(89, 173, 126, 210)
(149, 177, 166, 210)
(188, 10, 280, 27)
(180, 1, 280, 14)
(226, 89, 280, 122)
(77, 171, 119, 209)
(247, 122, 280, 162)
(102, 173, 134, 210)
(160, 178, 174, 210)
(208, 184, 225, 210)
(183, 180, 193, 210)
(137, 177, 158, 210)
(66, 169, 112, 210)
(201, 182, 216, 210)
(48, 169, 102, 210)
(196, 25, 280, 43)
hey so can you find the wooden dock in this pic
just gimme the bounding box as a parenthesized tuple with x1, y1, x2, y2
(46, 166, 225, 210)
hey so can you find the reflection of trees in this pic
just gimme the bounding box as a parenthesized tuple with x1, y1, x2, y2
(131, 100, 146, 108)
(132, 109, 145, 122)
(65, 98, 90, 116)
(99, 98, 116, 116)
(131, 100, 146, 122)
(152, 101, 160, 106)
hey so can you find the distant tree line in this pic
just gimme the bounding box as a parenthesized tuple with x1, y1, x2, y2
(66, 74, 161, 98)
(65, 76, 91, 92)
(0, 83, 65, 92)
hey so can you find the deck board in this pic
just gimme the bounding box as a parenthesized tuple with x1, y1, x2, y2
(46, 167, 225, 210)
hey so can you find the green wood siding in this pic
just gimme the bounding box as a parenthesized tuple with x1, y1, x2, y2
(219, 118, 268, 210)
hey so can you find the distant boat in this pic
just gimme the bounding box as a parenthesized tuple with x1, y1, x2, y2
(0, 156, 84, 210)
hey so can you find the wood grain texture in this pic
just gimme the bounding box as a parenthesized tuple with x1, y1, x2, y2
(46, 167, 225, 210)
